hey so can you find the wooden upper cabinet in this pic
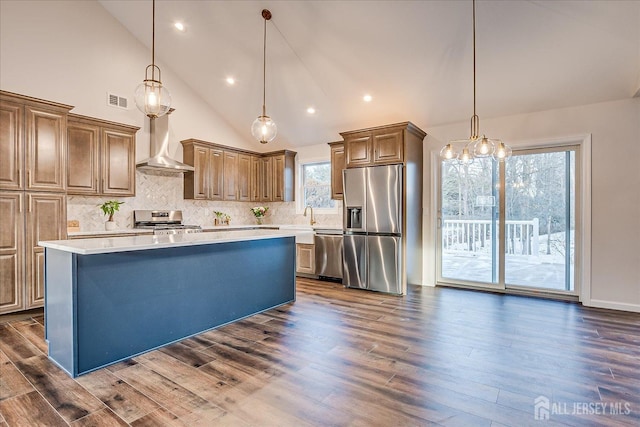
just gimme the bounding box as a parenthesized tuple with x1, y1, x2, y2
(237, 154, 252, 202)
(223, 151, 238, 201)
(251, 155, 261, 202)
(1, 91, 72, 192)
(329, 141, 345, 200)
(341, 122, 426, 168)
(182, 140, 224, 201)
(67, 114, 138, 197)
(25, 192, 66, 309)
(183, 144, 208, 199)
(269, 151, 296, 202)
(373, 129, 403, 164)
(0, 100, 24, 190)
(272, 155, 285, 201)
(182, 139, 296, 203)
(0, 191, 24, 314)
(209, 148, 224, 200)
(67, 121, 100, 194)
(258, 156, 273, 202)
(344, 133, 372, 168)
(26, 106, 67, 191)
(102, 128, 136, 196)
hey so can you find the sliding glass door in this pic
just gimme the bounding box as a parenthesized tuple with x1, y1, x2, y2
(440, 158, 499, 284)
(504, 149, 575, 291)
(439, 145, 578, 295)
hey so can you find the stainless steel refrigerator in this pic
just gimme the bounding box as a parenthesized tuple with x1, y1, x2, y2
(343, 164, 404, 294)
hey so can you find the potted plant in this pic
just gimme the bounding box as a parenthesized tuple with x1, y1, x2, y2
(250, 206, 269, 225)
(213, 211, 231, 226)
(99, 200, 124, 231)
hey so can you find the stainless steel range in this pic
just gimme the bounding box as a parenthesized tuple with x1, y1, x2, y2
(133, 210, 202, 236)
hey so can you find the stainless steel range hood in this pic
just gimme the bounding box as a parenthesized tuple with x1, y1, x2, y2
(136, 110, 194, 173)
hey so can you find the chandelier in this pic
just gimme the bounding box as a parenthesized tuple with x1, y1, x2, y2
(440, 0, 512, 163)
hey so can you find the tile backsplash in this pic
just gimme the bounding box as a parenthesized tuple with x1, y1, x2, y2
(68, 170, 342, 231)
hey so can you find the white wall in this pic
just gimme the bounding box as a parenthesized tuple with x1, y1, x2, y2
(424, 98, 640, 312)
(0, 0, 255, 162)
(3, 1, 637, 311)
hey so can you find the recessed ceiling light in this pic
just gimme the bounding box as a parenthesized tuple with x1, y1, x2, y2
(363, 94, 372, 102)
(306, 107, 316, 114)
(174, 22, 185, 32)
(226, 77, 236, 85)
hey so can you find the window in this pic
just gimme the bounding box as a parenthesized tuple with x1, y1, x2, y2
(301, 162, 336, 210)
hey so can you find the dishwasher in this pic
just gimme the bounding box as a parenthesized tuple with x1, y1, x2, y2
(314, 229, 343, 281)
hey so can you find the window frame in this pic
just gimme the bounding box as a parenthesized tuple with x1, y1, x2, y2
(432, 134, 591, 303)
(297, 160, 339, 215)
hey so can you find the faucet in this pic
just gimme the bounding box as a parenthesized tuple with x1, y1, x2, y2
(303, 205, 316, 226)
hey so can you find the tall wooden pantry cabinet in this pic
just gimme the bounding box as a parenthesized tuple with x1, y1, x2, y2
(0, 91, 71, 314)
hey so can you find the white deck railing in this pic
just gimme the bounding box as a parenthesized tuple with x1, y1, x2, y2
(442, 218, 539, 257)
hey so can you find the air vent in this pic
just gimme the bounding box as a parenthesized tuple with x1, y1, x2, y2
(106, 92, 128, 109)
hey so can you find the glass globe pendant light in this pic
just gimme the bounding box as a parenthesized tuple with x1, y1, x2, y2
(134, 0, 171, 118)
(439, 0, 511, 163)
(492, 140, 513, 161)
(439, 143, 458, 161)
(251, 9, 277, 144)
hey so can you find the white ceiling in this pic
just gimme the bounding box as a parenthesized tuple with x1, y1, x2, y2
(100, 0, 639, 148)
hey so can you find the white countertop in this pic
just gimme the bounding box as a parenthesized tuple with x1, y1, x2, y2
(68, 229, 154, 238)
(41, 229, 297, 255)
(67, 224, 341, 245)
(67, 224, 341, 236)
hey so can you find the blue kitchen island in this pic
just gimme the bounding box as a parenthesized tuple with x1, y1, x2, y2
(40, 230, 296, 377)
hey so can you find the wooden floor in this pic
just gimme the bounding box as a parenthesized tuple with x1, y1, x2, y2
(0, 278, 638, 427)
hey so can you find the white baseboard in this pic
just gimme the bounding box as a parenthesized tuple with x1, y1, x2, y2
(584, 299, 640, 313)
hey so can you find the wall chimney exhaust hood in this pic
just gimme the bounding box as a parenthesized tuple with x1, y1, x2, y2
(136, 109, 194, 173)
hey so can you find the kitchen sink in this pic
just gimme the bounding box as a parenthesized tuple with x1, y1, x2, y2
(278, 225, 315, 244)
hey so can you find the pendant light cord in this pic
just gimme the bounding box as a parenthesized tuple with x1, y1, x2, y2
(470, 0, 480, 140)
(151, 0, 156, 80)
(262, 15, 267, 117)
(472, 0, 476, 118)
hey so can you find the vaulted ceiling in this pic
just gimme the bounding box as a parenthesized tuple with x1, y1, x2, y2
(100, 0, 639, 148)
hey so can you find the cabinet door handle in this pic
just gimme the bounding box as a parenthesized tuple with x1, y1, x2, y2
(18, 168, 22, 188)
(96, 179, 98, 191)
(18, 196, 23, 213)
(28, 196, 32, 213)
(27, 170, 31, 187)
(102, 178, 105, 190)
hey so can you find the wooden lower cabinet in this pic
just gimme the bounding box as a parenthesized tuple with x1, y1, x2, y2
(0, 192, 24, 313)
(26, 193, 66, 309)
(0, 191, 66, 314)
(296, 243, 315, 275)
